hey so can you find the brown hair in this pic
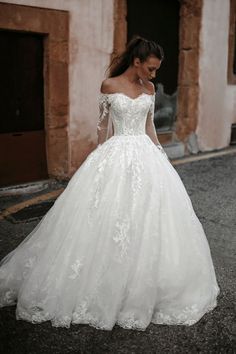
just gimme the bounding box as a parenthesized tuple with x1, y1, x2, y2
(107, 35, 164, 78)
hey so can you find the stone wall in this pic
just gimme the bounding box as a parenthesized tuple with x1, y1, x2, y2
(175, 0, 203, 151)
(1, 0, 114, 177)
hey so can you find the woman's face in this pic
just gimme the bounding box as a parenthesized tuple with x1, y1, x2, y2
(134, 55, 162, 81)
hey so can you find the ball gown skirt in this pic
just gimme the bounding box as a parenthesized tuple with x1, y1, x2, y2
(0, 92, 220, 331)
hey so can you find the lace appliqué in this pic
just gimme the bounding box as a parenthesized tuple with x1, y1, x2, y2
(96, 94, 111, 146)
(15, 287, 219, 330)
(113, 216, 131, 260)
(23, 256, 37, 279)
(86, 137, 146, 229)
(0, 289, 17, 306)
(97, 93, 110, 131)
(152, 290, 219, 326)
(69, 259, 83, 280)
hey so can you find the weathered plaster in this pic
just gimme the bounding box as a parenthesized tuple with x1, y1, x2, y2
(197, 0, 236, 151)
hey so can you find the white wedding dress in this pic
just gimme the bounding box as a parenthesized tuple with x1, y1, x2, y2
(0, 92, 220, 331)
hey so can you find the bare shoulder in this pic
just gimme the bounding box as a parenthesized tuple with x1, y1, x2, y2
(100, 78, 118, 94)
(144, 80, 155, 95)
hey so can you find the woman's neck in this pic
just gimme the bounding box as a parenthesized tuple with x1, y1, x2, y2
(122, 66, 141, 85)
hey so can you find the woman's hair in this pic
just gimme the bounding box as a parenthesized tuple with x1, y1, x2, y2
(107, 35, 164, 78)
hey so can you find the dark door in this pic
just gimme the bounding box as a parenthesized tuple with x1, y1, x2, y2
(0, 30, 48, 187)
(127, 0, 180, 131)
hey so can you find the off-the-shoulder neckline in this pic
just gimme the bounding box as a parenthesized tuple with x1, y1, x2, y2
(99, 92, 155, 100)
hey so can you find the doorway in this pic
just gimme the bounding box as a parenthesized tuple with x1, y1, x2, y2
(0, 30, 48, 187)
(127, 0, 180, 132)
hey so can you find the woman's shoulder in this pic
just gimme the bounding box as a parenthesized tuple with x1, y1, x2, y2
(100, 78, 119, 94)
(100, 77, 155, 95)
(144, 80, 155, 95)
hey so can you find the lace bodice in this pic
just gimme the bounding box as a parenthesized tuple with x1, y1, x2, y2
(97, 91, 169, 160)
(98, 92, 155, 136)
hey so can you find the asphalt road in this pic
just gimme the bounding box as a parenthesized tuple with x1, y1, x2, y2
(0, 153, 235, 354)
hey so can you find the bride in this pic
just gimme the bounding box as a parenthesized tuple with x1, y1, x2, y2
(0, 36, 220, 331)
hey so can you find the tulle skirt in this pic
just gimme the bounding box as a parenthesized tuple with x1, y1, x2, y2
(0, 134, 220, 330)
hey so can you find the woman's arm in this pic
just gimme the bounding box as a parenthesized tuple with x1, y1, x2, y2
(97, 80, 115, 145)
(145, 110, 162, 145)
(145, 83, 169, 160)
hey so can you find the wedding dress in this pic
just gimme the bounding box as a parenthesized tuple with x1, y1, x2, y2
(0, 92, 220, 331)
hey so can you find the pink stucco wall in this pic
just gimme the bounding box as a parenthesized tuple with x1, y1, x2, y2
(197, 0, 236, 151)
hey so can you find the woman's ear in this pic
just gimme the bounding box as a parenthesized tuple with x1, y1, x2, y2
(133, 57, 141, 68)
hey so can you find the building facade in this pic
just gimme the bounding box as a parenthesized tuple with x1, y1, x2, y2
(0, 0, 235, 186)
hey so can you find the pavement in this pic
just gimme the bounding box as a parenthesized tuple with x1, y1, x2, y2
(0, 151, 236, 354)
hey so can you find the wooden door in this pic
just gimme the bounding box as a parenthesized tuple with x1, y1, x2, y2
(0, 30, 48, 187)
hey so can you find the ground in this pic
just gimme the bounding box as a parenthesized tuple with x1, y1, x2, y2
(0, 152, 235, 354)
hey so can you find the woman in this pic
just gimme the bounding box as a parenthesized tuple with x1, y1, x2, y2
(0, 36, 220, 331)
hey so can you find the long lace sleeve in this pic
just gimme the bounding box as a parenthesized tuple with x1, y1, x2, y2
(145, 94, 169, 160)
(97, 93, 112, 146)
